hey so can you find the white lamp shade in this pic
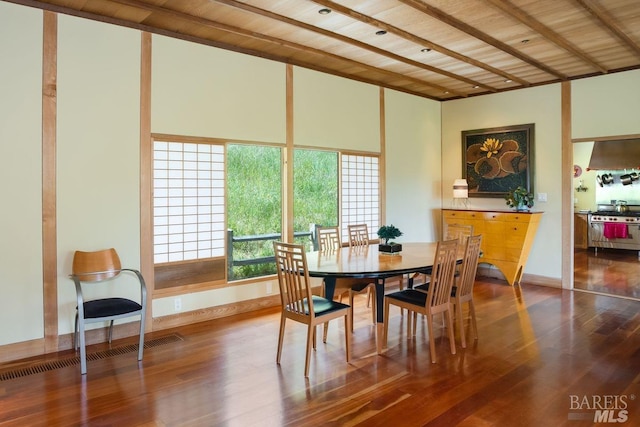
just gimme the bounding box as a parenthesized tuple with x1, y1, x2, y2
(453, 179, 468, 198)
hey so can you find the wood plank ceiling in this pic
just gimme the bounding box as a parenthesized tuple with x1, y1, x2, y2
(11, 0, 640, 100)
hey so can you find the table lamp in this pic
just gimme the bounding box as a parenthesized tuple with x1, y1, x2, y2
(453, 178, 469, 208)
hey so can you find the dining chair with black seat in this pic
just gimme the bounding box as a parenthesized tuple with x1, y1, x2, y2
(383, 239, 458, 363)
(70, 248, 147, 375)
(346, 224, 376, 315)
(273, 241, 351, 377)
(347, 222, 406, 298)
(409, 223, 474, 288)
(318, 226, 375, 332)
(411, 223, 475, 291)
(452, 234, 483, 348)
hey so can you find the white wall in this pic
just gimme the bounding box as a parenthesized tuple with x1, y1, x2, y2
(384, 89, 441, 242)
(152, 35, 286, 143)
(56, 15, 142, 334)
(294, 67, 380, 151)
(0, 2, 44, 345)
(572, 70, 640, 139)
(442, 84, 563, 281)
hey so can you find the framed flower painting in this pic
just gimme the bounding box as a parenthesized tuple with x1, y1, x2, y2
(462, 123, 534, 198)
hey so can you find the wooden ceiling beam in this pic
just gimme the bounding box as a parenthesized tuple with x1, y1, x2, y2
(105, 0, 464, 97)
(397, 0, 567, 80)
(575, 0, 640, 59)
(309, 0, 530, 86)
(484, 0, 609, 74)
(214, 0, 496, 92)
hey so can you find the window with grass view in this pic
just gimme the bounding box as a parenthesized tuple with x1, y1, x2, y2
(293, 149, 338, 249)
(227, 144, 282, 280)
(153, 140, 380, 284)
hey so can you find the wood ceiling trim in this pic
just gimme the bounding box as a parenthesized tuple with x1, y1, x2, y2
(103, 0, 470, 97)
(213, 0, 496, 92)
(396, 0, 567, 80)
(10, 0, 444, 99)
(576, 0, 640, 59)
(310, 0, 530, 86)
(484, 0, 609, 74)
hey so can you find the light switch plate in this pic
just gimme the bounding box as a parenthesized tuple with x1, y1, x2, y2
(537, 192, 547, 202)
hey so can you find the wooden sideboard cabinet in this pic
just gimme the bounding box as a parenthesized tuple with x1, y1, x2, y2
(442, 209, 543, 286)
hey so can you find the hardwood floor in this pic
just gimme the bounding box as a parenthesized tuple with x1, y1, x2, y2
(1, 278, 640, 426)
(574, 247, 640, 299)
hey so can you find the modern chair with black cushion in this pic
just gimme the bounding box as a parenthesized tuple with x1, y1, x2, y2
(383, 239, 458, 363)
(273, 241, 351, 377)
(70, 248, 147, 375)
(452, 234, 483, 348)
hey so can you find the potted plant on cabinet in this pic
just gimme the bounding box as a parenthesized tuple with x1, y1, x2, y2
(377, 224, 403, 253)
(505, 186, 535, 211)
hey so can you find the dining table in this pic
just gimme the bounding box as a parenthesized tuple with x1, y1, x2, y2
(306, 242, 463, 354)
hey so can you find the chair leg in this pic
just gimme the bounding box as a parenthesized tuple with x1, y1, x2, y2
(323, 321, 329, 342)
(345, 309, 352, 363)
(446, 307, 456, 355)
(73, 313, 79, 351)
(383, 298, 390, 347)
(426, 313, 436, 363)
(138, 312, 146, 362)
(469, 299, 478, 340)
(78, 318, 87, 375)
(108, 319, 114, 344)
(369, 285, 376, 326)
(276, 315, 286, 365)
(456, 298, 466, 348)
(349, 291, 355, 332)
(411, 311, 417, 337)
(305, 323, 314, 377)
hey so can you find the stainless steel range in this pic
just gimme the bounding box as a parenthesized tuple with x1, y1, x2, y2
(588, 205, 640, 255)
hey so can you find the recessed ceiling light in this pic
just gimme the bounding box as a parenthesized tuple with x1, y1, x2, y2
(421, 48, 432, 53)
(473, 85, 479, 89)
(505, 79, 512, 83)
(376, 30, 387, 36)
(444, 91, 450, 94)
(318, 8, 331, 15)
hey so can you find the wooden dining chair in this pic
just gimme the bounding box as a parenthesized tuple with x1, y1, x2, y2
(411, 223, 475, 290)
(452, 234, 483, 348)
(383, 239, 458, 363)
(273, 241, 351, 377)
(347, 223, 370, 247)
(445, 223, 474, 244)
(317, 226, 342, 252)
(318, 226, 375, 332)
(70, 248, 147, 375)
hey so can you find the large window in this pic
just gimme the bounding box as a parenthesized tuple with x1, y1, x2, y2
(227, 144, 282, 280)
(152, 138, 380, 287)
(293, 149, 338, 249)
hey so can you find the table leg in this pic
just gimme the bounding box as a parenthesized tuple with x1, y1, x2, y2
(323, 276, 336, 300)
(375, 278, 385, 354)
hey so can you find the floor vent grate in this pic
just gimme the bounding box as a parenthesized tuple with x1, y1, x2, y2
(0, 333, 184, 381)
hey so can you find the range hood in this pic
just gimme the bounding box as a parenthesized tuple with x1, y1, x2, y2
(587, 139, 640, 171)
